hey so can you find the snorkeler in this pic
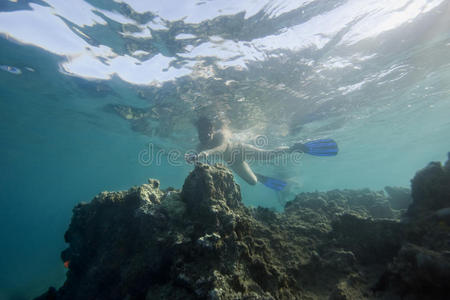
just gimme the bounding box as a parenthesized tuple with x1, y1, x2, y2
(185, 116, 338, 191)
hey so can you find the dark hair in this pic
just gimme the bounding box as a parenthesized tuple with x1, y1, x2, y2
(195, 116, 214, 144)
(195, 116, 213, 130)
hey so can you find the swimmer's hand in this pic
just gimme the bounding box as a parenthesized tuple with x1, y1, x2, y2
(185, 153, 198, 164)
(185, 152, 208, 163)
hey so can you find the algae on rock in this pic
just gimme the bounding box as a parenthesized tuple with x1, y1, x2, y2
(36, 154, 450, 300)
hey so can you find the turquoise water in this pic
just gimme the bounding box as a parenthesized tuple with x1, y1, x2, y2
(1, 0, 450, 298)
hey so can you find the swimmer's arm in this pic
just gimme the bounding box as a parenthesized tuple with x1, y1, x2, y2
(198, 143, 228, 160)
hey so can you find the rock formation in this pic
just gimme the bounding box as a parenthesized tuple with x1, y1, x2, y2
(36, 153, 450, 300)
(375, 153, 450, 299)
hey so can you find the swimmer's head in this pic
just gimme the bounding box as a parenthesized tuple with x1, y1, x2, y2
(195, 116, 214, 144)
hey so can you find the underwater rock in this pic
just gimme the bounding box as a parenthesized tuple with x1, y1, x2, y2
(409, 155, 450, 216)
(376, 243, 450, 299)
(287, 189, 395, 220)
(181, 163, 243, 232)
(36, 154, 450, 300)
(384, 186, 412, 210)
(36, 163, 304, 299)
(329, 278, 367, 300)
(373, 153, 450, 299)
(35, 163, 369, 299)
(331, 214, 403, 265)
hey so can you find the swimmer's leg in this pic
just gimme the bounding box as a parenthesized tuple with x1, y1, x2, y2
(254, 173, 287, 191)
(230, 161, 258, 185)
(240, 144, 289, 161)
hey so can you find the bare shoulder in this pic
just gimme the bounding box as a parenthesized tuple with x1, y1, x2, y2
(216, 128, 231, 142)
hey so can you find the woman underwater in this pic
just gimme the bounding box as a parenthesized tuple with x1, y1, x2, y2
(186, 116, 339, 191)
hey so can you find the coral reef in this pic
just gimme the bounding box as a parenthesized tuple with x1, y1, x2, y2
(384, 186, 412, 210)
(408, 153, 450, 216)
(374, 153, 450, 299)
(36, 154, 450, 300)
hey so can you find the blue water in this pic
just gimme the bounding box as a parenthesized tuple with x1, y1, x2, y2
(1, 0, 450, 298)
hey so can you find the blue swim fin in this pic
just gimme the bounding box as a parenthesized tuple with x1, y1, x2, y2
(255, 173, 287, 191)
(291, 138, 338, 156)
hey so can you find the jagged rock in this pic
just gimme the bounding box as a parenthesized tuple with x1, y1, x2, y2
(331, 214, 403, 265)
(368, 202, 394, 219)
(35, 154, 450, 300)
(374, 153, 450, 299)
(181, 163, 243, 232)
(376, 243, 450, 299)
(321, 249, 357, 273)
(36, 164, 307, 300)
(409, 156, 450, 215)
(329, 277, 366, 300)
(56, 183, 177, 300)
(384, 186, 412, 210)
(287, 189, 395, 220)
